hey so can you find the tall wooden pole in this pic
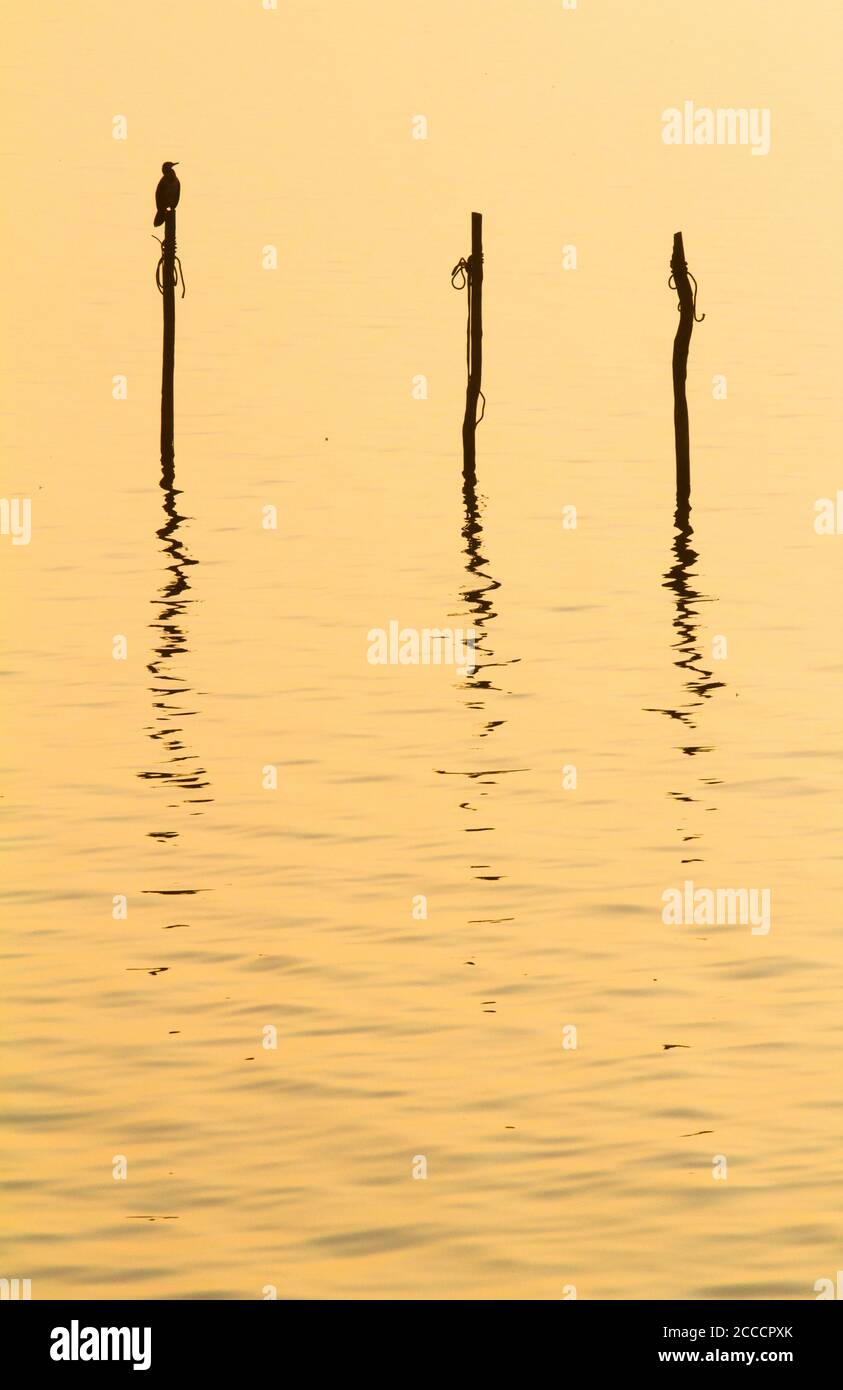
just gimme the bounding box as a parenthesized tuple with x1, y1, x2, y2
(670, 231, 694, 504)
(160, 210, 176, 468)
(462, 212, 483, 475)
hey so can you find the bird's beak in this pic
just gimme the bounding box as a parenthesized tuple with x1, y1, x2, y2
(172, 162, 179, 166)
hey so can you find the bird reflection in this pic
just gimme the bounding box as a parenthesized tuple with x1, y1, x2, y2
(646, 495, 724, 862)
(138, 458, 211, 837)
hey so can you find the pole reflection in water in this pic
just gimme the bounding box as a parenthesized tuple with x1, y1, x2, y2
(436, 457, 523, 888)
(646, 496, 725, 864)
(138, 458, 212, 839)
(459, 461, 504, 735)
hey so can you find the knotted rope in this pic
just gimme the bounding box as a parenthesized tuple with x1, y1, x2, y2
(450, 255, 486, 425)
(668, 260, 704, 322)
(154, 234, 186, 298)
(451, 257, 469, 290)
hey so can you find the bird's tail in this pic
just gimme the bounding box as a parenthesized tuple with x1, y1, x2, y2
(153, 210, 165, 227)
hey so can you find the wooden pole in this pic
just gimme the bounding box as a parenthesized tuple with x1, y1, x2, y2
(462, 211, 483, 475)
(160, 210, 176, 468)
(670, 231, 695, 503)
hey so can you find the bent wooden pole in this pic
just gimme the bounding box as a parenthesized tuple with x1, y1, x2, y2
(461, 212, 483, 476)
(670, 230, 695, 503)
(160, 209, 176, 468)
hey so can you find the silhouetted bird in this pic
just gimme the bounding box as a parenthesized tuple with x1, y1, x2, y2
(153, 163, 180, 227)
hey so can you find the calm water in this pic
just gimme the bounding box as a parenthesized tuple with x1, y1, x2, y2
(2, 1, 843, 1299)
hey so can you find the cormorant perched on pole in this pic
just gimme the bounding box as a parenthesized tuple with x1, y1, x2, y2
(153, 162, 180, 227)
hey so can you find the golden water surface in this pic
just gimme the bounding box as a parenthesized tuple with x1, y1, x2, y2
(2, 1, 842, 1298)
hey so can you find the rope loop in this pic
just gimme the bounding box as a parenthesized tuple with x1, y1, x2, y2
(451, 257, 469, 290)
(153, 234, 187, 298)
(688, 269, 705, 322)
(668, 261, 704, 321)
